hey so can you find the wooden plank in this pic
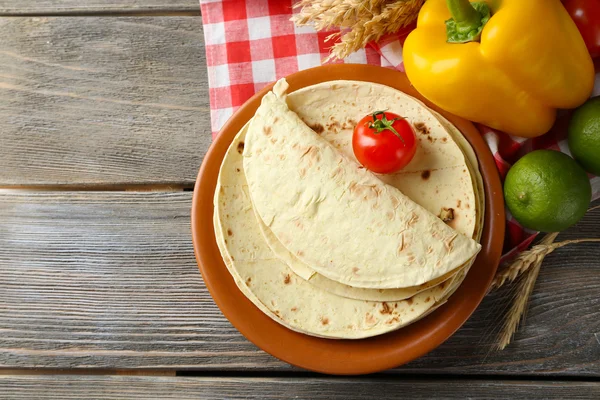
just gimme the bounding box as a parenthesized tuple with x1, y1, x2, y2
(0, 17, 210, 187)
(0, 1, 199, 15)
(0, 191, 599, 374)
(0, 376, 599, 399)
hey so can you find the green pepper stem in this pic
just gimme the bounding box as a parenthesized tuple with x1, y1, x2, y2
(446, 0, 480, 28)
(444, 0, 491, 44)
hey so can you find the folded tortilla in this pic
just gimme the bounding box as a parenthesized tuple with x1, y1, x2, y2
(253, 81, 483, 300)
(242, 80, 481, 289)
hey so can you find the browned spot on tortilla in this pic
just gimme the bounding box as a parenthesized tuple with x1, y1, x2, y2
(407, 253, 416, 263)
(391, 196, 400, 210)
(457, 200, 462, 208)
(236, 168, 240, 172)
(397, 233, 405, 253)
(293, 219, 304, 230)
(407, 212, 419, 227)
(274, 117, 279, 123)
(332, 84, 340, 89)
(224, 239, 227, 244)
(236, 141, 245, 154)
(427, 135, 434, 143)
(421, 170, 431, 180)
(270, 137, 278, 144)
(407, 298, 413, 305)
(425, 296, 431, 303)
(291, 307, 298, 312)
(278, 154, 286, 161)
(414, 122, 429, 135)
(284, 274, 291, 284)
(263, 126, 272, 136)
(349, 118, 356, 125)
(245, 277, 251, 285)
(352, 267, 360, 274)
(442, 137, 448, 142)
(370, 185, 382, 198)
(386, 316, 400, 325)
(310, 123, 324, 134)
(439, 207, 455, 223)
(466, 203, 471, 209)
(320, 317, 330, 325)
(274, 310, 281, 317)
(330, 166, 344, 180)
(297, 250, 304, 257)
(380, 302, 393, 315)
(386, 211, 394, 220)
(347, 324, 354, 329)
(302, 146, 321, 163)
(271, 300, 275, 306)
(410, 308, 415, 312)
(365, 312, 376, 325)
(348, 181, 366, 196)
(394, 304, 398, 308)
(440, 281, 447, 289)
(426, 246, 433, 254)
(230, 256, 235, 261)
(445, 234, 458, 252)
(299, 168, 306, 178)
(227, 229, 233, 236)
(326, 121, 341, 132)
(292, 143, 299, 150)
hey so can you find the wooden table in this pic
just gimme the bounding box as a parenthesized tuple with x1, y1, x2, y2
(0, 2, 599, 398)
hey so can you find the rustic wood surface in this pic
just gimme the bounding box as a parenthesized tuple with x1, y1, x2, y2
(0, 17, 210, 187)
(1, 191, 598, 376)
(0, 1, 200, 15)
(1, 376, 599, 399)
(1, 3, 599, 397)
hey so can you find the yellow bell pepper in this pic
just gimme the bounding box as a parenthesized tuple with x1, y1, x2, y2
(403, 0, 595, 138)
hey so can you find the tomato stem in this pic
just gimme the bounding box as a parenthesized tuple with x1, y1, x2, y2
(369, 111, 406, 144)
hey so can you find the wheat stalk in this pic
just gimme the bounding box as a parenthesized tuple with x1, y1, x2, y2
(495, 248, 545, 350)
(491, 235, 600, 291)
(493, 202, 600, 349)
(292, 0, 424, 61)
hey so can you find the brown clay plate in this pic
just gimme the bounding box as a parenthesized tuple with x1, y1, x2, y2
(191, 64, 505, 375)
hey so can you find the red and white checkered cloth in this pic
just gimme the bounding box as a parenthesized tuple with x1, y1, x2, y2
(200, 0, 600, 260)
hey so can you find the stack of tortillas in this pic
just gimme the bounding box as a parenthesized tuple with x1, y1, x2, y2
(214, 79, 484, 339)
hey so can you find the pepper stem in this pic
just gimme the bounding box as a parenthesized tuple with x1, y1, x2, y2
(445, 0, 491, 44)
(447, 0, 480, 27)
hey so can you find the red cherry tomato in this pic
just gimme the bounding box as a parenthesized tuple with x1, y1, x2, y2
(564, 0, 600, 59)
(352, 111, 417, 174)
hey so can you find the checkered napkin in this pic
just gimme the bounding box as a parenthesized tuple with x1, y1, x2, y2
(200, 0, 600, 260)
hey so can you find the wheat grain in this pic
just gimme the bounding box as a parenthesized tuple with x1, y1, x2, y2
(491, 235, 600, 291)
(292, 0, 423, 61)
(495, 250, 545, 350)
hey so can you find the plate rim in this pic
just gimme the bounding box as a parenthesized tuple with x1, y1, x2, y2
(191, 64, 505, 375)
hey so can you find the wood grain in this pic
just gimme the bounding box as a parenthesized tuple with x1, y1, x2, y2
(0, 192, 599, 375)
(0, 17, 210, 187)
(0, 1, 199, 15)
(1, 376, 599, 399)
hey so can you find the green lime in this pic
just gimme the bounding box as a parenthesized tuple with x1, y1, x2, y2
(504, 150, 591, 232)
(568, 96, 600, 176)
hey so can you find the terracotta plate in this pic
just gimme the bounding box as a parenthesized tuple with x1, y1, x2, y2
(191, 64, 505, 375)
